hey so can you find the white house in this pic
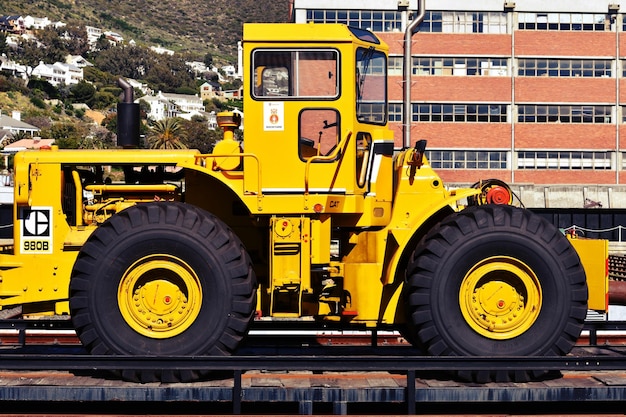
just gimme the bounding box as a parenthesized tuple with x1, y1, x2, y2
(65, 55, 92, 68)
(150, 45, 174, 56)
(138, 95, 178, 122)
(85, 26, 102, 45)
(22, 16, 52, 30)
(157, 92, 204, 115)
(126, 78, 151, 96)
(186, 61, 208, 74)
(31, 61, 83, 86)
(0, 55, 30, 79)
(222, 65, 238, 78)
(138, 92, 205, 122)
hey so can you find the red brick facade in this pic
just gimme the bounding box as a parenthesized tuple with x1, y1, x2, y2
(381, 29, 626, 185)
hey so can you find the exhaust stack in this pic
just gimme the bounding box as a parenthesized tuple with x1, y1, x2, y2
(116, 78, 140, 148)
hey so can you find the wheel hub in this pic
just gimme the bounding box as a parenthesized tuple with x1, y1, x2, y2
(118, 255, 202, 339)
(460, 256, 541, 340)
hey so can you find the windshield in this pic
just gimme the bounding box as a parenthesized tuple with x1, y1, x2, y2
(356, 47, 387, 125)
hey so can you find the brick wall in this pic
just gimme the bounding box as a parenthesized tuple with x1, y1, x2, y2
(516, 78, 616, 103)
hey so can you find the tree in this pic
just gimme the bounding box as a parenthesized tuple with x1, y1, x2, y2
(91, 91, 118, 110)
(27, 79, 60, 99)
(79, 125, 116, 149)
(16, 38, 50, 68)
(92, 45, 195, 92)
(70, 81, 96, 106)
(49, 121, 89, 149)
(147, 118, 187, 149)
(63, 25, 90, 56)
(181, 116, 219, 153)
(203, 52, 213, 68)
(0, 32, 8, 57)
(93, 35, 112, 52)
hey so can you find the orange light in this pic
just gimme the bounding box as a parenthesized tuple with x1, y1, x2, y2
(313, 203, 323, 213)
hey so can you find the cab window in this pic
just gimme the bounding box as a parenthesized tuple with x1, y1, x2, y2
(253, 49, 339, 99)
(299, 109, 340, 160)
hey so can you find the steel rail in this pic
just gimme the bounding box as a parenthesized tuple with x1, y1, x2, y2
(0, 351, 623, 372)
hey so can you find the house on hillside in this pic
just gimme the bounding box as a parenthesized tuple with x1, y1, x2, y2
(138, 95, 178, 122)
(23, 16, 52, 30)
(223, 87, 244, 100)
(103, 31, 123, 44)
(0, 55, 30, 80)
(200, 82, 223, 101)
(222, 65, 238, 79)
(186, 61, 208, 74)
(138, 92, 205, 122)
(85, 26, 103, 45)
(3, 137, 55, 152)
(157, 92, 204, 115)
(126, 78, 151, 96)
(150, 45, 174, 56)
(31, 61, 83, 86)
(0, 112, 39, 138)
(65, 55, 92, 68)
(0, 16, 25, 34)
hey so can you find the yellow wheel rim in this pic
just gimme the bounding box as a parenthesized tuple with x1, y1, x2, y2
(459, 256, 542, 340)
(118, 255, 202, 339)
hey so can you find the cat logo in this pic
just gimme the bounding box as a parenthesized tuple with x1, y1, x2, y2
(20, 207, 53, 254)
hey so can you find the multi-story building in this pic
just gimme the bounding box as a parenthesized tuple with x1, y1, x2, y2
(31, 62, 84, 87)
(290, 0, 626, 194)
(139, 92, 205, 122)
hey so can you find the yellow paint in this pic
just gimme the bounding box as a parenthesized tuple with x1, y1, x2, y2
(568, 236, 609, 311)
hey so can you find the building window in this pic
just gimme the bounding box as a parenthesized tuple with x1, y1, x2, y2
(388, 102, 403, 122)
(388, 56, 403, 76)
(413, 57, 507, 76)
(306, 9, 402, 32)
(518, 59, 612, 77)
(518, 13, 609, 31)
(518, 105, 612, 123)
(427, 150, 508, 169)
(416, 11, 507, 34)
(517, 151, 612, 170)
(413, 103, 507, 122)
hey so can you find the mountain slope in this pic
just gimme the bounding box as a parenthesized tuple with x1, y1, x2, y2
(0, 0, 291, 60)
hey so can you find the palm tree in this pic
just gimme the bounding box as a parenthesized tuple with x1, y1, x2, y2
(147, 118, 188, 149)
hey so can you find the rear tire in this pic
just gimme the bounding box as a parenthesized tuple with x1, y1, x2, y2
(69, 202, 256, 382)
(405, 205, 587, 382)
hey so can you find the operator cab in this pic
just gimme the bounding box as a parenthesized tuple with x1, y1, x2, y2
(241, 24, 394, 209)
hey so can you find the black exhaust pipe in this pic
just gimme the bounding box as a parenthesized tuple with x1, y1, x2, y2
(116, 78, 140, 148)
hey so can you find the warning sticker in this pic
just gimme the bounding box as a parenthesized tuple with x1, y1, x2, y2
(264, 102, 284, 131)
(20, 206, 53, 254)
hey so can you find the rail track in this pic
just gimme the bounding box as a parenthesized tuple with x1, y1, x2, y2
(0, 318, 626, 415)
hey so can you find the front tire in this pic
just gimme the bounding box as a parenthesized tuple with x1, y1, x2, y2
(69, 202, 256, 382)
(405, 205, 587, 382)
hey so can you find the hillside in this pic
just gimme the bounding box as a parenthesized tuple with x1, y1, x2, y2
(0, 0, 291, 61)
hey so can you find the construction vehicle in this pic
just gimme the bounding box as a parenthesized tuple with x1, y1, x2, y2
(0, 11, 609, 384)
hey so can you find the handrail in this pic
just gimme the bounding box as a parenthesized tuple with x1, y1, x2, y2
(304, 131, 352, 196)
(194, 153, 264, 209)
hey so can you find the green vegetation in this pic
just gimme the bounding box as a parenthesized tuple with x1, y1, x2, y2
(2, 0, 290, 58)
(0, 0, 282, 151)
